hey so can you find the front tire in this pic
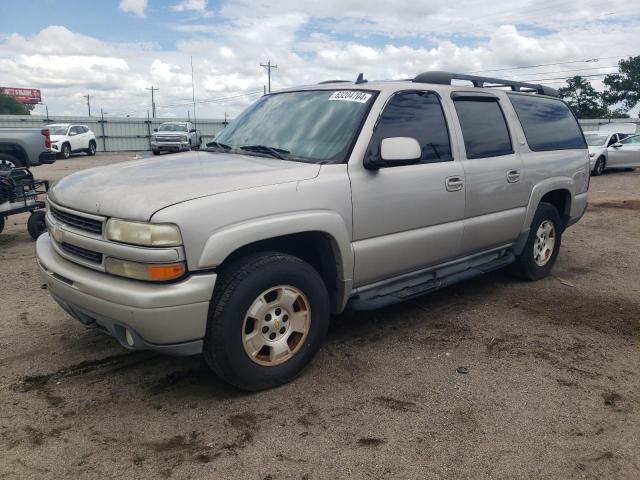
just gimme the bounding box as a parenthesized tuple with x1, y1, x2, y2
(592, 156, 606, 176)
(152, 149, 160, 156)
(27, 211, 47, 240)
(204, 252, 330, 391)
(87, 140, 97, 156)
(511, 202, 562, 281)
(59, 143, 71, 160)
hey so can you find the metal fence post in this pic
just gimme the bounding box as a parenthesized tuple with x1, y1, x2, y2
(146, 110, 152, 150)
(100, 109, 107, 152)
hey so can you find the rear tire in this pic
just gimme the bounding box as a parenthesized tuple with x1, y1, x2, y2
(592, 156, 605, 176)
(0, 216, 5, 234)
(511, 202, 562, 281)
(87, 140, 97, 156)
(27, 211, 47, 240)
(0, 153, 23, 171)
(203, 252, 330, 391)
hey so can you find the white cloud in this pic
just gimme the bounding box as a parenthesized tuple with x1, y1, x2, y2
(172, 0, 208, 12)
(119, 0, 148, 18)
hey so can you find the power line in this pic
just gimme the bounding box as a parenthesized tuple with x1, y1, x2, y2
(470, 54, 637, 74)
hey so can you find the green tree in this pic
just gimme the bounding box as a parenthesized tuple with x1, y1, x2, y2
(603, 55, 640, 113)
(0, 93, 34, 115)
(558, 76, 608, 119)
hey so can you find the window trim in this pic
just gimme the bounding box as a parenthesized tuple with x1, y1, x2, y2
(452, 95, 514, 160)
(507, 92, 588, 152)
(368, 89, 455, 165)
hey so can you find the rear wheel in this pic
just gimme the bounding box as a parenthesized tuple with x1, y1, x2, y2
(511, 202, 562, 281)
(203, 252, 330, 391)
(87, 140, 97, 156)
(27, 211, 47, 240)
(0, 216, 5, 234)
(592, 156, 605, 176)
(0, 153, 23, 171)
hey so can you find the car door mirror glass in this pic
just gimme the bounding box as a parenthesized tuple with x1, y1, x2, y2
(380, 137, 422, 162)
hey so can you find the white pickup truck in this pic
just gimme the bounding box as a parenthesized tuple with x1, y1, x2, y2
(150, 121, 202, 155)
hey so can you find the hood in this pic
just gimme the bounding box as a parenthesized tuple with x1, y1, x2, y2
(50, 151, 321, 220)
(50, 135, 66, 142)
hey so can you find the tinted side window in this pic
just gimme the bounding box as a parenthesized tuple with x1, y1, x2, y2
(369, 91, 452, 163)
(508, 94, 586, 151)
(453, 99, 513, 159)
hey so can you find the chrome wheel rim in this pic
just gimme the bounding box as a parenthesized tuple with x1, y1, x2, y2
(90, 143, 96, 154)
(0, 159, 16, 171)
(242, 285, 311, 367)
(533, 220, 556, 267)
(63, 146, 70, 158)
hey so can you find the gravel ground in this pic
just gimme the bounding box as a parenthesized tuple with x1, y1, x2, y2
(1, 153, 639, 479)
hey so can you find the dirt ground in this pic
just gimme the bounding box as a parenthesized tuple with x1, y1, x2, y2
(1, 152, 639, 479)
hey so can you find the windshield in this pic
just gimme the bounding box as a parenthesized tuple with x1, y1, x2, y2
(584, 133, 608, 146)
(212, 89, 376, 163)
(48, 126, 69, 136)
(158, 123, 188, 132)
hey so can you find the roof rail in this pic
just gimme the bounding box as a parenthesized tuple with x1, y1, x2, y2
(318, 80, 351, 84)
(412, 71, 559, 97)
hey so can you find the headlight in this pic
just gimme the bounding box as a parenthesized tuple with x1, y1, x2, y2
(105, 257, 186, 281)
(589, 153, 595, 158)
(181, 135, 188, 142)
(105, 219, 182, 247)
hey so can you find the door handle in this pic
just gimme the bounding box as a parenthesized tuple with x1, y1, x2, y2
(507, 170, 521, 183)
(446, 176, 464, 192)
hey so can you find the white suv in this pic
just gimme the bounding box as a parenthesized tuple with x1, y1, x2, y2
(48, 124, 97, 159)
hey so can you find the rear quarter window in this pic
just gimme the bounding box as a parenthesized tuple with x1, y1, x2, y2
(508, 94, 586, 151)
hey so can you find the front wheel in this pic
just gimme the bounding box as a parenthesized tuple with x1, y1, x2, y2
(27, 211, 47, 240)
(204, 252, 330, 391)
(0, 216, 5, 234)
(592, 156, 605, 176)
(59, 143, 71, 160)
(87, 140, 97, 156)
(511, 202, 562, 281)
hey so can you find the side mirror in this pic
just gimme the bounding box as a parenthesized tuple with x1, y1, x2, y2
(190, 129, 197, 133)
(365, 137, 422, 169)
(69, 131, 77, 136)
(153, 128, 158, 132)
(612, 142, 622, 148)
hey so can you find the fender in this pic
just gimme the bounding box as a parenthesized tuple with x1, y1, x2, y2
(197, 209, 354, 283)
(522, 176, 574, 230)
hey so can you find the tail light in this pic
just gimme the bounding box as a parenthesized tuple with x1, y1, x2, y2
(41, 128, 51, 149)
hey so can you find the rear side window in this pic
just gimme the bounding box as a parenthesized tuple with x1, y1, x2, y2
(370, 91, 453, 163)
(453, 98, 513, 159)
(508, 94, 586, 151)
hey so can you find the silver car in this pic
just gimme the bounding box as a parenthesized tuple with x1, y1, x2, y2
(584, 131, 636, 175)
(607, 134, 640, 171)
(37, 71, 589, 390)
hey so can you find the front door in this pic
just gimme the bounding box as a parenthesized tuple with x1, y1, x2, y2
(349, 90, 465, 287)
(608, 135, 640, 168)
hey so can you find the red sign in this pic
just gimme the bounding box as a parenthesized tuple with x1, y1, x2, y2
(1, 87, 42, 104)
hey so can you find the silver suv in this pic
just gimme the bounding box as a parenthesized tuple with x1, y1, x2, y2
(37, 71, 589, 390)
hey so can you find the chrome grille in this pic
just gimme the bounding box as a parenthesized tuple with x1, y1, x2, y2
(50, 206, 103, 234)
(61, 242, 103, 264)
(155, 136, 182, 142)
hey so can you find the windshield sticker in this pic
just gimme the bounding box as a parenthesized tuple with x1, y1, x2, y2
(328, 91, 372, 103)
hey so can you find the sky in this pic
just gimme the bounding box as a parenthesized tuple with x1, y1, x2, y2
(0, 0, 639, 119)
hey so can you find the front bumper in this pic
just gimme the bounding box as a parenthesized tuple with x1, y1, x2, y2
(36, 233, 216, 355)
(151, 140, 189, 151)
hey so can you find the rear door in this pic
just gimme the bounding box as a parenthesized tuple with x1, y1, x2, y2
(608, 135, 640, 167)
(349, 90, 466, 286)
(450, 92, 528, 255)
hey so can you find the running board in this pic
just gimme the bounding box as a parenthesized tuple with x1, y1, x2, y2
(347, 250, 515, 311)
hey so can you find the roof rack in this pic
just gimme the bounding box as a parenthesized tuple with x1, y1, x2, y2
(412, 71, 559, 97)
(317, 80, 351, 84)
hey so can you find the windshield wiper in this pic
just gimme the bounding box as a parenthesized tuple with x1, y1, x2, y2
(240, 145, 289, 160)
(205, 141, 232, 150)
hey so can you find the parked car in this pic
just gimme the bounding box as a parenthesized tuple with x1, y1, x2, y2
(607, 134, 640, 170)
(47, 124, 97, 159)
(584, 131, 635, 175)
(37, 71, 589, 390)
(0, 127, 56, 170)
(150, 121, 201, 155)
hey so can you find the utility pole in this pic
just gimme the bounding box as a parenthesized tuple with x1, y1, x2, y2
(260, 60, 277, 93)
(190, 56, 197, 129)
(223, 111, 229, 126)
(146, 86, 159, 118)
(84, 94, 91, 117)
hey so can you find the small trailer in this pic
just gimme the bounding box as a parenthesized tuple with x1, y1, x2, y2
(0, 167, 49, 240)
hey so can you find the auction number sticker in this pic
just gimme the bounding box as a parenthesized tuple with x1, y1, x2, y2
(328, 91, 372, 103)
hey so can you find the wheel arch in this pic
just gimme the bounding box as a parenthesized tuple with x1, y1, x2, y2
(524, 179, 574, 231)
(197, 211, 354, 313)
(0, 143, 28, 166)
